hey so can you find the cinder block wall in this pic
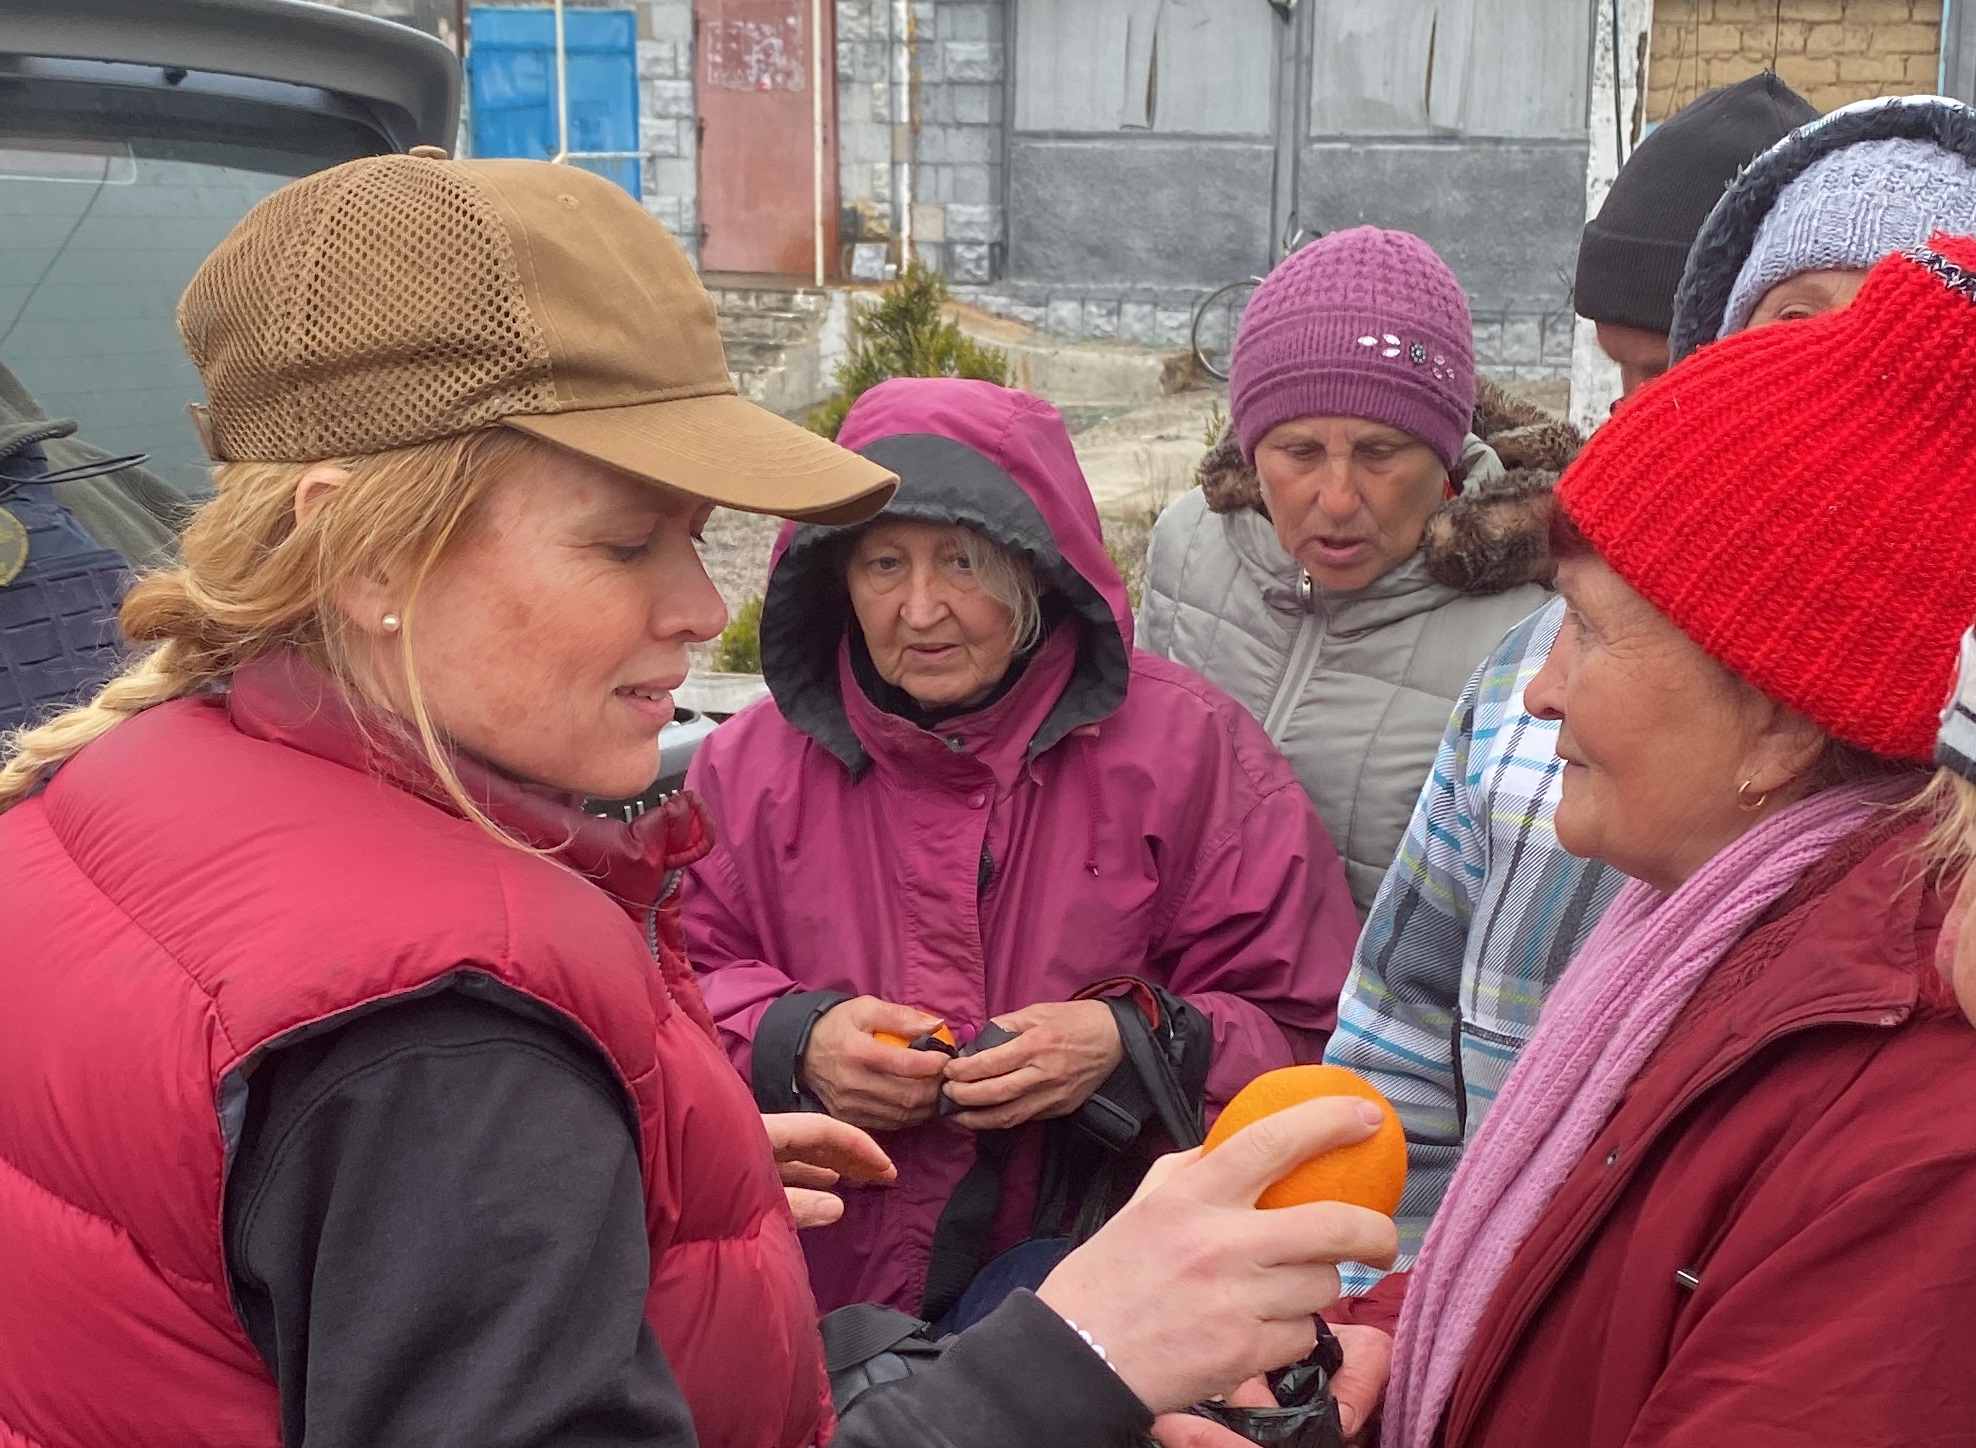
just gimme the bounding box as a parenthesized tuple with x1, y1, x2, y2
(835, 0, 1007, 281)
(837, 0, 899, 241)
(908, 0, 1006, 283)
(1649, 0, 1943, 120)
(640, 0, 699, 258)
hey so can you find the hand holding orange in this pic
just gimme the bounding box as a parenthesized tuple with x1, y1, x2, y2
(1201, 1065, 1406, 1214)
(873, 1021, 957, 1050)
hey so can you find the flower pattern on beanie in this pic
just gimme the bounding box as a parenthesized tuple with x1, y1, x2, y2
(1230, 227, 1475, 469)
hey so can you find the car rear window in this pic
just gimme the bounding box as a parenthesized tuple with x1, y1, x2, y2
(1, 132, 370, 495)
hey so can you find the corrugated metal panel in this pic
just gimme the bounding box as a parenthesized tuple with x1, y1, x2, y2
(1309, 0, 1588, 138)
(468, 6, 640, 196)
(1013, 0, 1276, 136)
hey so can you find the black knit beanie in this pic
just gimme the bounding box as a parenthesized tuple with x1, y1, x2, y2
(1575, 72, 1818, 335)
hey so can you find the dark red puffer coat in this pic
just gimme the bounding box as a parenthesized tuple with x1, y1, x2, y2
(1334, 814, 1976, 1448)
(0, 654, 829, 1448)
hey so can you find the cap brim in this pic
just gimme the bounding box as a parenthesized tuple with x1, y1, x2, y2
(504, 392, 896, 526)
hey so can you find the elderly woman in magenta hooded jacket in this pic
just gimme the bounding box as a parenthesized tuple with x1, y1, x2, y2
(685, 377, 1358, 1318)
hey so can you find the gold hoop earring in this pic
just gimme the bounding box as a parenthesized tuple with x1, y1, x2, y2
(1737, 778, 1769, 812)
(381, 614, 401, 633)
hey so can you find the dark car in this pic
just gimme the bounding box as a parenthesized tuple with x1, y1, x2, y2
(1, 0, 458, 505)
(1, 0, 712, 792)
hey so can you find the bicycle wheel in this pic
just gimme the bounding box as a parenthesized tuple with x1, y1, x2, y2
(1191, 280, 1258, 382)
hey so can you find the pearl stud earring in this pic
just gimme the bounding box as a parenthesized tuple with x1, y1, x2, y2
(381, 614, 401, 633)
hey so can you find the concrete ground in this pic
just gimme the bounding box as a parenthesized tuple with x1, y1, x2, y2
(1068, 386, 1228, 520)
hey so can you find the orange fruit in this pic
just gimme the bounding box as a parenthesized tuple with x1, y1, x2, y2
(874, 1021, 957, 1050)
(1202, 1065, 1407, 1214)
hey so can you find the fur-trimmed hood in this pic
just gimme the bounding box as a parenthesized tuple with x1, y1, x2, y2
(1194, 378, 1580, 596)
(1671, 95, 1976, 361)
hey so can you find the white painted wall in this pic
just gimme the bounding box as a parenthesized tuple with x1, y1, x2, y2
(1569, 0, 1652, 433)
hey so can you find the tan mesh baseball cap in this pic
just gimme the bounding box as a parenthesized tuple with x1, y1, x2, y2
(176, 151, 894, 525)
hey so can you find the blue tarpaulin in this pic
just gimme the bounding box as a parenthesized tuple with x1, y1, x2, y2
(468, 7, 641, 198)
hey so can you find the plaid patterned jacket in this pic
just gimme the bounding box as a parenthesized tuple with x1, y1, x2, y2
(1324, 598, 1624, 1289)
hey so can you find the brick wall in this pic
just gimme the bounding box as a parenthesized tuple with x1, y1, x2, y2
(1648, 0, 1942, 121)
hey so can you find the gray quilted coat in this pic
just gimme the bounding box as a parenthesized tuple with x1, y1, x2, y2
(1136, 386, 1576, 913)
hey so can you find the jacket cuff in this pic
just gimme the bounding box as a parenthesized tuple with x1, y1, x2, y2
(935, 1291, 1153, 1443)
(751, 989, 851, 1113)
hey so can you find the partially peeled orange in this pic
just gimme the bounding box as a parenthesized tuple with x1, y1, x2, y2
(874, 1021, 957, 1050)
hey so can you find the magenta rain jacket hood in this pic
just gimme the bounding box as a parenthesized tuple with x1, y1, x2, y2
(684, 378, 1357, 1315)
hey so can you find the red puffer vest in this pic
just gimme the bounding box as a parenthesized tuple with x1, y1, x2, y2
(0, 655, 830, 1448)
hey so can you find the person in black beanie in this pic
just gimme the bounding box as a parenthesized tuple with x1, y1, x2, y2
(1575, 71, 1816, 394)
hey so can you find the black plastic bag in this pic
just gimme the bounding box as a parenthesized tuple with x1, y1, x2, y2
(1182, 1318, 1348, 1448)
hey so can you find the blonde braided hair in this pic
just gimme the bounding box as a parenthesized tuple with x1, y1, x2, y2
(0, 427, 545, 816)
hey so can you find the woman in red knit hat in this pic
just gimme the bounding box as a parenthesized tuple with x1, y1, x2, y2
(1344, 234, 1976, 1448)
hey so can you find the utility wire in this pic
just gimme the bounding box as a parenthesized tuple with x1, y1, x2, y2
(0, 157, 113, 354)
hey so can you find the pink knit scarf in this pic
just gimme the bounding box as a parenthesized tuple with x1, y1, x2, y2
(1384, 780, 1905, 1448)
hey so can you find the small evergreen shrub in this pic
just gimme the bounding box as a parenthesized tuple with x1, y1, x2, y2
(711, 594, 764, 675)
(808, 261, 1010, 440)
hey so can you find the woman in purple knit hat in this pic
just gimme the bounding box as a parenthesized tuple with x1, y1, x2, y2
(1139, 227, 1565, 915)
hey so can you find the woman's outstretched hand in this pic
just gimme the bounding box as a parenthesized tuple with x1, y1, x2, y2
(761, 1111, 896, 1228)
(1034, 1096, 1399, 1417)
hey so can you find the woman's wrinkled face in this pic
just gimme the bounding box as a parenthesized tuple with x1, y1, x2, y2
(1744, 267, 1870, 330)
(1254, 417, 1448, 592)
(1525, 553, 1798, 893)
(847, 519, 1016, 712)
(380, 449, 725, 799)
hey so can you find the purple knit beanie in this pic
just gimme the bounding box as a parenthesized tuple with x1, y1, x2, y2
(1230, 226, 1475, 469)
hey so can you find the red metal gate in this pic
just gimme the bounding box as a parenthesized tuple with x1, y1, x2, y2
(695, 0, 837, 276)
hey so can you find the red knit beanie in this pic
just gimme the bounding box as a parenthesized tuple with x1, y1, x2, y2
(1557, 232, 1976, 763)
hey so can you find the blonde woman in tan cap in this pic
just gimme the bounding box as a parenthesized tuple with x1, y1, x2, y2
(0, 152, 1393, 1448)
